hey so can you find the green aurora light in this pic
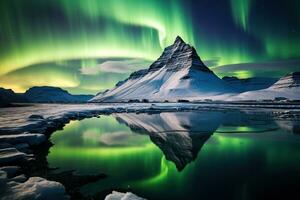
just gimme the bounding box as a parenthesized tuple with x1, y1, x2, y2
(0, 0, 299, 93)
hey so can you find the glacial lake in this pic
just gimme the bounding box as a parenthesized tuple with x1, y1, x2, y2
(47, 110, 300, 200)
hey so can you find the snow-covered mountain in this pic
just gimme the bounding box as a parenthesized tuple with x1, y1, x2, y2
(229, 72, 300, 101)
(24, 86, 93, 103)
(91, 36, 238, 102)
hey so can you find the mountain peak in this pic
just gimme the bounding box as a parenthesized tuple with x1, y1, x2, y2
(287, 72, 300, 77)
(147, 36, 210, 73)
(90, 36, 235, 103)
(270, 71, 300, 89)
(174, 36, 185, 45)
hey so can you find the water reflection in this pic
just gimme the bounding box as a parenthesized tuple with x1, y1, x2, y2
(115, 112, 224, 170)
(47, 110, 300, 200)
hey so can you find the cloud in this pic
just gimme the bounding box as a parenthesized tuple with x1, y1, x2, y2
(213, 59, 300, 78)
(80, 58, 221, 75)
(80, 59, 151, 75)
(203, 58, 220, 67)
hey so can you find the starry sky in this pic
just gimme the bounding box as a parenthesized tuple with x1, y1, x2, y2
(0, 0, 299, 94)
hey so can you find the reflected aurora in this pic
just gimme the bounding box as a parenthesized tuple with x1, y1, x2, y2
(47, 113, 300, 199)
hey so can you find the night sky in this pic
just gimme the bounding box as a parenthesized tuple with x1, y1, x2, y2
(0, 0, 299, 94)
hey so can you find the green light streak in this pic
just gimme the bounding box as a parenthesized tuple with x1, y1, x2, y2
(137, 157, 171, 185)
(0, 0, 194, 76)
(1, 0, 299, 92)
(60, 0, 195, 48)
(48, 144, 157, 158)
(265, 37, 300, 59)
(230, 0, 252, 31)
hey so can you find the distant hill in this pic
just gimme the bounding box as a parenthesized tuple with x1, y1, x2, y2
(229, 72, 300, 101)
(0, 88, 28, 107)
(0, 86, 93, 107)
(24, 86, 93, 103)
(222, 76, 278, 92)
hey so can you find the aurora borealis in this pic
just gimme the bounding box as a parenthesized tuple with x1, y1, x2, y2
(0, 0, 299, 94)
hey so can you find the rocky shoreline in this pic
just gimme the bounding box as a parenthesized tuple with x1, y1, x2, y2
(1, 103, 300, 199)
(0, 104, 126, 199)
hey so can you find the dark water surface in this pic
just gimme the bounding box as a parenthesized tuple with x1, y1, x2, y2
(47, 110, 300, 200)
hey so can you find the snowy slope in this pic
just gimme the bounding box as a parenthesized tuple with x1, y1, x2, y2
(222, 76, 278, 92)
(229, 72, 300, 100)
(91, 36, 238, 102)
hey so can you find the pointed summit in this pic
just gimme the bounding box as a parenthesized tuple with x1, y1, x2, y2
(170, 35, 191, 52)
(91, 36, 236, 102)
(148, 35, 209, 72)
(174, 35, 185, 45)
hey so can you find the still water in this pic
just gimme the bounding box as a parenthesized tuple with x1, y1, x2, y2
(47, 110, 300, 200)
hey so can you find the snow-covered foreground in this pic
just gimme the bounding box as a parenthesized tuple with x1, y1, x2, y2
(0, 103, 300, 200)
(1, 103, 300, 133)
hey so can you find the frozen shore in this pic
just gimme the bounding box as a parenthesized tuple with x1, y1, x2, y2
(0, 103, 300, 199)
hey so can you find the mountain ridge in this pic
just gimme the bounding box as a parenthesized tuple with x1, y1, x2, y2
(0, 86, 94, 106)
(91, 36, 237, 102)
(229, 72, 300, 100)
(24, 86, 94, 103)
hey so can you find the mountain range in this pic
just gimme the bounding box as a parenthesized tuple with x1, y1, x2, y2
(0, 88, 28, 107)
(228, 72, 300, 101)
(1, 36, 299, 105)
(24, 86, 93, 103)
(91, 36, 300, 102)
(0, 86, 93, 106)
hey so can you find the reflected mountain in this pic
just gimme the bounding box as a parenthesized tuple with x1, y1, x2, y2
(149, 132, 211, 171)
(114, 111, 281, 170)
(114, 112, 222, 170)
(47, 110, 300, 200)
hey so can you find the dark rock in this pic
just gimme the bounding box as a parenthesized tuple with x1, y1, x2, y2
(0, 166, 21, 178)
(128, 99, 140, 103)
(0, 142, 13, 149)
(0, 148, 27, 165)
(0, 170, 8, 193)
(0, 133, 46, 146)
(9, 174, 27, 183)
(177, 99, 190, 103)
(28, 115, 44, 120)
(45, 170, 106, 199)
(274, 97, 289, 101)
